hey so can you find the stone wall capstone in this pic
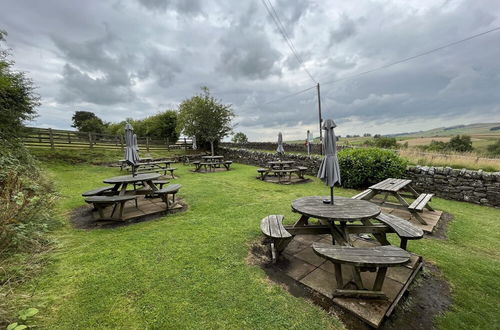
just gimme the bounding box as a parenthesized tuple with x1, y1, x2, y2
(221, 142, 328, 154)
(220, 147, 500, 207)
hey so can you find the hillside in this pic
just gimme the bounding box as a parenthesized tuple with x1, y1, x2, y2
(393, 122, 500, 138)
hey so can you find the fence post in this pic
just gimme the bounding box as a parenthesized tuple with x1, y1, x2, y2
(48, 128, 55, 150)
(38, 131, 42, 143)
(88, 132, 93, 149)
(184, 137, 187, 150)
(67, 132, 71, 144)
(166, 138, 170, 151)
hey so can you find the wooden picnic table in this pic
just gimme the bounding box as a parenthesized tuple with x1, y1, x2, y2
(103, 173, 161, 196)
(267, 160, 294, 170)
(195, 156, 232, 172)
(202, 155, 224, 162)
(118, 157, 153, 170)
(359, 178, 434, 225)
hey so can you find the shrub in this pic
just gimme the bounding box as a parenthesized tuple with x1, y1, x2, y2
(338, 148, 408, 188)
(487, 139, 500, 156)
(364, 136, 398, 149)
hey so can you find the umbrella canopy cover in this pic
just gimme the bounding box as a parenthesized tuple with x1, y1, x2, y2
(276, 132, 285, 155)
(192, 136, 197, 150)
(317, 119, 341, 187)
(124, 123, 140, 166)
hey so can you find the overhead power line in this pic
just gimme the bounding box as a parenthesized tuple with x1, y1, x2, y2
(261, 0, 317, 84)
(321, 26, 500, 86)
(259, 85, 316, 106)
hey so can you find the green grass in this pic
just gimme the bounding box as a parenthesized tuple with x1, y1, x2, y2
(12, 162, 500, 329)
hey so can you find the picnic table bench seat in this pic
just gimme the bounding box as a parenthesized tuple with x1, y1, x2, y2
(313, 243, 411, 299)
(375, 213, 424, 249)
(260, 215, 294, 262)
(223, 160, 233, 170)
(152, 180, 169, 189)
(85, 195, 137, 220)
(296, 166, 308, 178)
(81, 186, 115, 197)
(352, 189, 375, 200)
(408, 193, 434, 212)
(257, 168, 269, 180)
(155, 184, 182, 209)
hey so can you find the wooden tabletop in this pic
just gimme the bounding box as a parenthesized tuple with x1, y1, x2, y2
(103, 173, 161, 184)
(202, 155, 224, 159)
(369, 178, 412, 192)
(291, 196, 381, 221)
(268, 160, 295, 165)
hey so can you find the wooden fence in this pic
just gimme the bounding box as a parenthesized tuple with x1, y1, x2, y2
(21, 127, 192, 152)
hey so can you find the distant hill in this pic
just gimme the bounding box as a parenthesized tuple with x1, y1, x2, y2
(390, 122, 500, 138)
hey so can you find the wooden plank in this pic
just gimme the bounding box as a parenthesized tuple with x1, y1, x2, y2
(375, 213, 423, 239)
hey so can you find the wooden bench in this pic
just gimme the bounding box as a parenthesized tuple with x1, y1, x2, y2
(352, 189, 375, 200)
(165, 168, 176, 179)
(85, 195, 137, 220)
(297, 166, 308, 179)
(81, 186, 114, 197)
(260, 215, 294, 263)
(313, 243, 410, 299)
(272, 169, 298, 183)
(408, 193, 434, 212)
(257, 168, 269, 180)
(223, 161, 233, 170)
(155, 184, 182, 210)
(152, 180, 169, 189)
(375, 213, 424, 249)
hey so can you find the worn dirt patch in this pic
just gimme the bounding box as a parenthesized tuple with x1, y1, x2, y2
(248, 240, 451, 329)
(70, 200, 187, 229)
(425, 212, 453, 240)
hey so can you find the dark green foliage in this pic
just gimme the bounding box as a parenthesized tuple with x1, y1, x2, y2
(486, 139, 500, 156)
(232, 132, 248, 143)
(490, 126, 500, 131)
(338, 148, 408, 188)
(71, 111, 107, 133)
(177, 87, 234, 155)
(0, 31, 40, 139)
(364, 136, 398, 148)
(448, 135, 473, 152)
(106, 111, 178, 142)
(421, 135, 473, 152)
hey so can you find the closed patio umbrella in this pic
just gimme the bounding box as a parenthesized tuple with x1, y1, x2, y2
(124, 123, 140, 176)
(317, 119, 341, 204)
(192, 136, 197, 150)
(276, 132, 285, 156)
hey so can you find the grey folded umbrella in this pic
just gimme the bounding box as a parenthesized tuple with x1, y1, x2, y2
(276, 132, 285, 155)
(317, 119, 341, 204)
(192, 136, 197, 150)
(124, 123, 140, 176)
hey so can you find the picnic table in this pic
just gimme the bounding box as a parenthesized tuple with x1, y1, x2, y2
(267, 160, 294, 170)
(260, 196, 422, 299)
(126, 160, 176, 178)
(194, 155, 232, 172)
(104, 173, 161, 195)
(118, 157, 152, 170)
(354, 178, 434, 225)
(258, 161, 307, 183)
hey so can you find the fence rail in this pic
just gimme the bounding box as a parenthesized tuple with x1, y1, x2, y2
(21, 127, 192, 151)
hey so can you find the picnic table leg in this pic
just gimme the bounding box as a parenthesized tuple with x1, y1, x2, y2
(407, 186, 420, 198)
(293, 215, 309, 226)
(361, 219, 390, 245)
(394, 192, 428, 225)
(373, 267, 387, 291)
(119, 183, 128, 196)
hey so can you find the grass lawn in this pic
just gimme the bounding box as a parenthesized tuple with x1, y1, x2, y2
(16, 162, 500, 329)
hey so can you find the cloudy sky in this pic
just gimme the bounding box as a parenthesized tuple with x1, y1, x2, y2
(1, 0, 500, 141)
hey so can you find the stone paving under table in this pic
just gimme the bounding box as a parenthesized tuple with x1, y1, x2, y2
(257, 175, 311, 185)
(379, 203, 443, 233)
(89, 195, 183, 222)
(278, 233, 423, 328)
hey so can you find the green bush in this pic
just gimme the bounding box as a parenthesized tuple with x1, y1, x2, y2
(364, 136, 398, 149)
(487, 139, 500, 156)
(338, 148, 408, 188)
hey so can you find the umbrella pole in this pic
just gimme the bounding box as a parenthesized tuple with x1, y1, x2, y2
(330, 186, 334, 204)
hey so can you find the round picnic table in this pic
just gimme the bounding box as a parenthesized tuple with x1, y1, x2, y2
(202, 155, 224, 162)
(103, 173, 161, 195)
(291, 196, 380, 246)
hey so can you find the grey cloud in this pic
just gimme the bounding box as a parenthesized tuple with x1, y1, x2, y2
(328, 14, 357, 47)
(137, 0, 202, 14)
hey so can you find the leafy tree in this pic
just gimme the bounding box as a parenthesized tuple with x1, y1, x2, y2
(232, 132, 248, 143)
(105, 111, 178, 142)
(177, 87, 234, 155)
(448, 135, 473, 152)
(71, 111, 106, 133)
(0, 30, 40, 139)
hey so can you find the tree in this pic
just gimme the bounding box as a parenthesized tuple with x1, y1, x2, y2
(71, 111, 106, 133)
(232, 132, 248, 143)
(177, 87, 234, 155)
(448, 135, 473, 152)
(0, 30, 40, 139)
(487, 139, 500, 156)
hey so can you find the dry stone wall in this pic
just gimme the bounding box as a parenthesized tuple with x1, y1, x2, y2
(220, 147, 500, 207)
